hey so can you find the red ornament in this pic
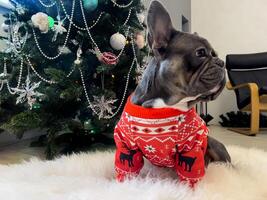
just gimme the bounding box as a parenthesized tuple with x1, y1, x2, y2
(98, 52, 118, 65)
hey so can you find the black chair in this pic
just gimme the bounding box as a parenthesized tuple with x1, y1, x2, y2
(226, 52, 267, 136)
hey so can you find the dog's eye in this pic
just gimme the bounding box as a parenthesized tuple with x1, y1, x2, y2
(196, 48, 207, 58)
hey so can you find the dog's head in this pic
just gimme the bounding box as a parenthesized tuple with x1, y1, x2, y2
(134, 1, 225, 108)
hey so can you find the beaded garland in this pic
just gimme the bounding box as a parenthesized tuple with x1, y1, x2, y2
(3, 0, 146, 120)
(38, 0, 56, 8)
(0, 57, 24, 95)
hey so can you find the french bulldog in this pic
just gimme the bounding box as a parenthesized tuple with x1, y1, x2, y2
(132, 1, 231, 166)
(113, 0, 231, 186)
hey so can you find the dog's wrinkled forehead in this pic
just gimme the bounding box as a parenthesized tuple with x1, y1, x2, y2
(169, 33, 214, 54)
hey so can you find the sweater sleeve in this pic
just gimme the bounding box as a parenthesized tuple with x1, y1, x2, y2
(175, 127, 208, 188)
(114, 124, 144, 182)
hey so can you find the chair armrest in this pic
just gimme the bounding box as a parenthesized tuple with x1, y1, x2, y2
(226, 81, 259, 92)
(226, 81, 260, 108)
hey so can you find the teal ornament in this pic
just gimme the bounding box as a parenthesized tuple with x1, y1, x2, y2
(47, 16, 55, 28)
(83, 0, 98, 12)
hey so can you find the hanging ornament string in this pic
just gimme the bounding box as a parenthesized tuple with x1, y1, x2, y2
(7, 57, 24, 94)
(38, 0, 56, 8)
(0, 57, 24, 95)
(60, 0, 132, 30)
(135, 11, 148, 46)
(66, 67, 76, 78)
(59, 0, 103, 31)
(25, 55, 56, 84)
(79, 68, 99, 116)
(79, 0, 130, 60)
(6, 14, 28, 55)
(110, 0, 133, 8)
(0, 58, 9, 82)
(0, 58, 10, 92)
(80, 39, 137, 119)
(131, 33, 151, 66)
(80, 0, 106, 53)
(66, 47, 82, 77)
(32, 0, 75, 60)
(131, 32, 151, 83)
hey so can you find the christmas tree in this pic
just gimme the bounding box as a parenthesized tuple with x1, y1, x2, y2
(0, 0, 149, 159)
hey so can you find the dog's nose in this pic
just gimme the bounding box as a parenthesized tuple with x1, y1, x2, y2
(215, 58, 225, 68)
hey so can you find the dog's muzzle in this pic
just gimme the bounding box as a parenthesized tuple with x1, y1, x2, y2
(187, 57, 226, 100)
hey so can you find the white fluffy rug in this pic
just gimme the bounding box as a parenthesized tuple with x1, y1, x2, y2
(0, 146, 267, 200)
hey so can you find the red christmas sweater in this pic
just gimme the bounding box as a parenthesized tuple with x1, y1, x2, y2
(114, 96, 208, 187)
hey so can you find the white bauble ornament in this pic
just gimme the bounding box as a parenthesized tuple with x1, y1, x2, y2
(31, 12, 49, 33)
(137, 13, 145, 24)
(110, 32, 126, 50)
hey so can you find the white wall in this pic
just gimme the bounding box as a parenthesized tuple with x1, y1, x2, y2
(191, 0, 267, 124)
(143, 0, 191, 31)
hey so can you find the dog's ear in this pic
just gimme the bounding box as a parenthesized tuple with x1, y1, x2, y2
(147, 1, 174, 58)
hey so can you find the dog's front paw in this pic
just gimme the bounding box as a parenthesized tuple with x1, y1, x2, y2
(205, 136, 231, 166)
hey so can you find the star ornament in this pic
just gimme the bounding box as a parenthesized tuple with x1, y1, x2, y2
(12, 75, 44, 109)
(52, 17, 67, 42)
(144, 145, 156, 153)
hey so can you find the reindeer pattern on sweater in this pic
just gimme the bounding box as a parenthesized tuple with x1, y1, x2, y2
(114, 97, 208, 186)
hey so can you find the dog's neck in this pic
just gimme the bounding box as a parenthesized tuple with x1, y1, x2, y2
(132, 58, 198, 111)
(151, 96, 200, 111)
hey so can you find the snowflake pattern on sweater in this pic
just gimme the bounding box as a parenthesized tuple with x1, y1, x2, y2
(114, 96, 208, 187)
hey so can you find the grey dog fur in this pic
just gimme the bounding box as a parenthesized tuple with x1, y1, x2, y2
(131, 0, 231, 165)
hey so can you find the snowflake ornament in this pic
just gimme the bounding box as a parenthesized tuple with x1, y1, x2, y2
(91, 95, 118, 119)
(11, 75, 44, 109)
(52, 16, 67, 42)
(144, 145, 156, 153)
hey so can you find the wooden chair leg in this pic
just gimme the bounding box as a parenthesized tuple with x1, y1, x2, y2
(248, 84, 260, 135)
(226, 81, 261, 136)
(250, 107, 260, 134)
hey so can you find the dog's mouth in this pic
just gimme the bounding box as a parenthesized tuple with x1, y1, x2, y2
(201, 78, 226, 100)
(187, 78, 226, 107)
